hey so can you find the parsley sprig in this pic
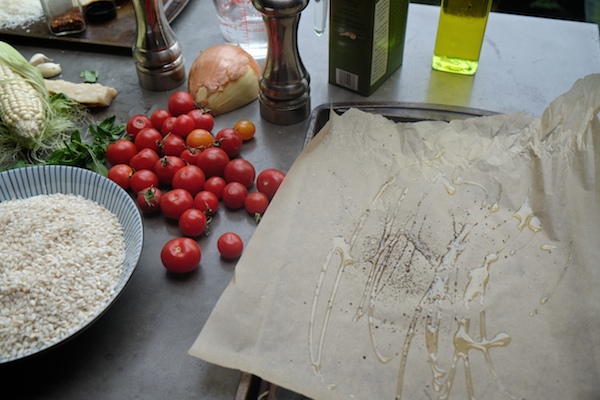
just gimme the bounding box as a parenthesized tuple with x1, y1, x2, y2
(45, 116, 126, 176)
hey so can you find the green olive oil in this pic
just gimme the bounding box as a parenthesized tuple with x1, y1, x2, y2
(432, 0, 493, 75)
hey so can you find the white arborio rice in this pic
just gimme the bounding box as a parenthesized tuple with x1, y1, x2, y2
(0, 193, 125, 360)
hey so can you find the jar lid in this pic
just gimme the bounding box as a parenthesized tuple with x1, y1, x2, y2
(85, 1, 117, 23)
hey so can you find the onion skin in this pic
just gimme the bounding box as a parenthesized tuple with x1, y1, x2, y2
(187, 44, 262, 115)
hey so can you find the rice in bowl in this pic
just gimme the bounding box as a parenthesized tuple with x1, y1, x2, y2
(0, 165, 144, 363)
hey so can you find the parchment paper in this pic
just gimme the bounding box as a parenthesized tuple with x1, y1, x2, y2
(190, 74, 600, 400)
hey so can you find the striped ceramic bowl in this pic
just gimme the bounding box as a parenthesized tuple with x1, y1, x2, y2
(0, 165, 144, 363)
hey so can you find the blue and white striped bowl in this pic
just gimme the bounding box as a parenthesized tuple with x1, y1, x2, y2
(0, 165, 144, 363)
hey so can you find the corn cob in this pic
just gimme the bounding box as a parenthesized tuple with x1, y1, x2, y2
(0, 63, 45, 139)
(0, 42, 48, 140)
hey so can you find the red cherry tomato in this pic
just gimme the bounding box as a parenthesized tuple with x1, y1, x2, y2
(256, 168, 286, 200)
(172, 114, 195, 138)
(161, 133, 187, 157)
(223, 158, 256, 188)
(188, 109, 215, 131)
(107, 164, 133, 190)
(130, 148, 160, 171)
(193, 190, 219, 215)
(171, 165, 206, 197)
(178, 208, 208, 237)
(161, 237, 201, 273)
(106, 139, 138, 166)
(150, 109, 172, 130)
(136, 186, 163, 214)
(214, 128, 243, 158)
(160, 188, 194, 220)
(180, 147, 202, 165)
(168, 91, 195, 116)
(203, 176, 227, 199)
(217, 232, 244, 259)
(160, 116, 177, 136)
(154, 155, 186, 185)
(134, 127, 163, 153)
(245, 191, 269, 217)
(126, 114, 153, 140)
(130, 169, 159, 194)
(221, 182, 248, 209)
(196, 147, 229, 178)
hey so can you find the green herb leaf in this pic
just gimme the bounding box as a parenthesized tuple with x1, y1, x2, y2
(45, 116, 126, 176)
(80, 70, 99, 83)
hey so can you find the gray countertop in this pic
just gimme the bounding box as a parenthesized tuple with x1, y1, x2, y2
(1, 1, 599, 399)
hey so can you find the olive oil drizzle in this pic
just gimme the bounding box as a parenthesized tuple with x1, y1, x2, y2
(308, 173, 569, 399)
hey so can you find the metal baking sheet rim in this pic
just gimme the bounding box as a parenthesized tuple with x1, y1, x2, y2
(237, 101, 499, 400)
(0, 0, 190, 55)
(305, 101, 499, 149)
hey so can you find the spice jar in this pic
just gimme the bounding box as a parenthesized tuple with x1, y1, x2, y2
(40, 0, 87, 36)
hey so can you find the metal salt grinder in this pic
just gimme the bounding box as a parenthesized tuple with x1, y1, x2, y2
(131, 0, 185, 91)
(253, 0, 310, 125)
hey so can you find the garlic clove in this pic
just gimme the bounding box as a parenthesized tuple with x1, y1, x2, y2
(35, 62, 62, 78)
(29, 53, 53, 67)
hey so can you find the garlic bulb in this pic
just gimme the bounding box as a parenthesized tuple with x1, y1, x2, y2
(187, 44, 262, 115)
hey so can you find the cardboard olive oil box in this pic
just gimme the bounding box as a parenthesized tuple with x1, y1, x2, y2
(329, 0, 409, 96)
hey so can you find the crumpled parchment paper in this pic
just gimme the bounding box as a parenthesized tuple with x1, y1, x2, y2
(190, 74, 600, 400)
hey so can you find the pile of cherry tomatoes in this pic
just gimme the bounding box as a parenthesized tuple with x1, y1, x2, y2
(105, 91, 285, 274)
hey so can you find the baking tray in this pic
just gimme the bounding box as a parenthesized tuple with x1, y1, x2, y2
(237, 101, 498, 400)
(304, 101, 499, 148)
(0, 0, 189, 55)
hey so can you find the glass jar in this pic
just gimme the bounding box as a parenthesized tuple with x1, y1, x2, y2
(40, 0, 86, 36)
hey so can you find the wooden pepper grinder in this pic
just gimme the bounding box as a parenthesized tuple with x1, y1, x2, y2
(132, 0, 185, 91)
(253, 0, 311, 125)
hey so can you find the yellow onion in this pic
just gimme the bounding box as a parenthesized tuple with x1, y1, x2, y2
(187, 44, 262, 115)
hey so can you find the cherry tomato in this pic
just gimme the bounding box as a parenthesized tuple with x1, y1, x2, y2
(130, 148, 160, 171)
(160, 116, 176, 136)
(107, 164, 133, 190)
(154, 155, 186, 185)
(221, 182, 248, 209)
(185, 128, 214, 149)
(180, 147, 202, 165)
(150, 109, 172, 130)
(136, 186, 163, 214)
(134, 127, 163, 153)
(256, 168, 286, 200)
(106, 139, 138, 166)
(233, 119, 256, 141)
(171, 165, 206, 197)
(196, 147, 229, 178)
(172, 114, 195, 137)
(161, 133, 187, 156)
(130, 169, 159, 194)
(193, 190, 219, 215)
(188, 109, 215, 132)
(160, 188, 194, 220)
(126, 114, 153, 140)
(214, 128, 243, 158)
(203, 176, 227, 199)
(223, 158, 256, 188)
(178, 208, 208, 237)
(168, 91, 195, 116)
(245, 191, 269, 218)
(161, 237, 201, 273)
(217, 232, 244, 259)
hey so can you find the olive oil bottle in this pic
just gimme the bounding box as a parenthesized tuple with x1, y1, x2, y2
(432, 0, 493, 75)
